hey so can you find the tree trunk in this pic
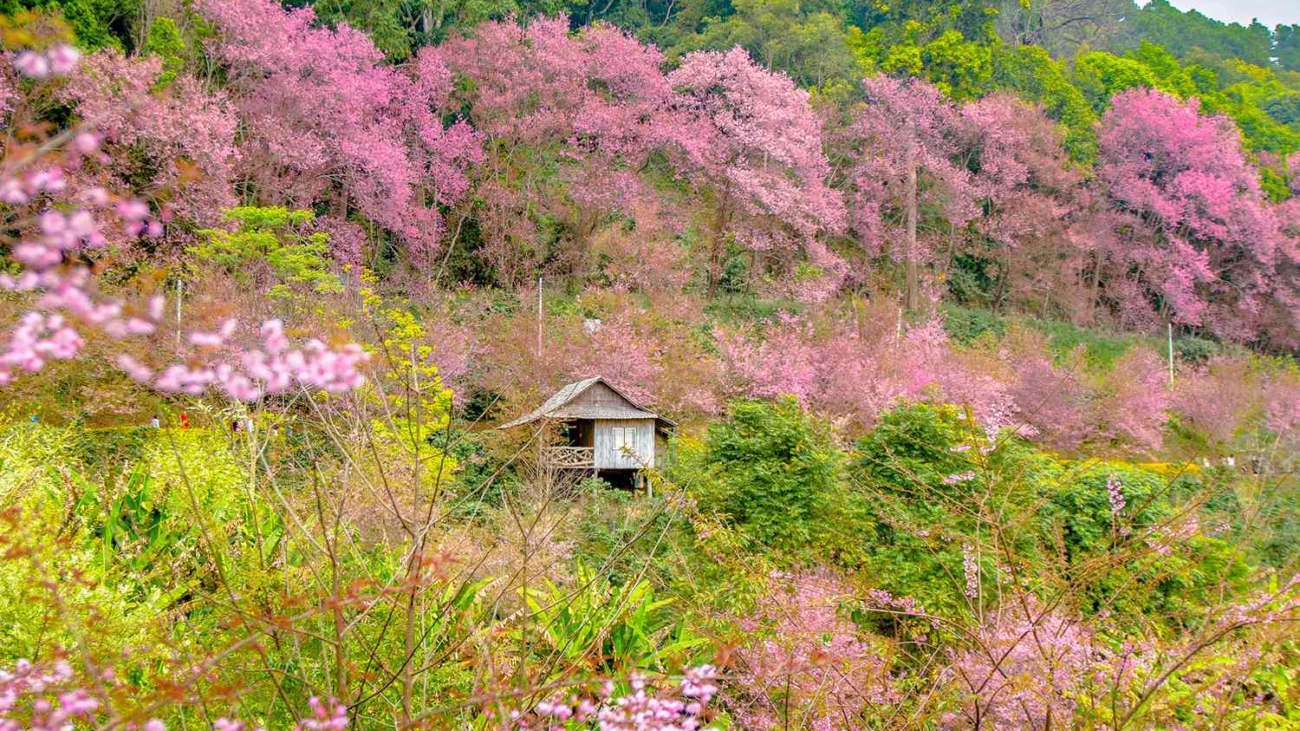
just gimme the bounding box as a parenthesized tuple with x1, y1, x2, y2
(707, 192, 731, 299)
(1088, 250, 1104, 324)
(707, 235, 724, 299)
(905, 155, 919, 311)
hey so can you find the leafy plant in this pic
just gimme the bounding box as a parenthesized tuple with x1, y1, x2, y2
(522, 559, 708, 674)
(193, 206, 342, 298)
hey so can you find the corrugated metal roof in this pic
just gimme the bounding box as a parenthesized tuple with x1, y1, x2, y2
(497, 376, 674, 429)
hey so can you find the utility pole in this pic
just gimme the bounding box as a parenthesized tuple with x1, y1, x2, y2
(175, 278, 183, 350)
(1167, 322, 1175, 387)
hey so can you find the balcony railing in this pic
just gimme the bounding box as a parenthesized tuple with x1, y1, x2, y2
(542, 445, 595, 469)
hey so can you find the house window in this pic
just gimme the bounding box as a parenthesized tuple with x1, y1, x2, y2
(612, 427, 638, 460)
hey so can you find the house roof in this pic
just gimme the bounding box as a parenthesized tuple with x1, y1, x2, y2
(498, 376, 676, 430)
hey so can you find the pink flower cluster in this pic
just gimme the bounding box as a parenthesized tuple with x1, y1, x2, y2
(943, 597, 1094, 731)
(0, 660, 103, 731)
(1106, 474, 1126, 515)
(12, 44, 80, 79)
(0, 660, 348, 731)
(296, 697, 348, 731)
(962, 544, 980, 600)
(726, 573, 898, 731)
(507, 666, 719, 731)
(138, 320, 369, 400)
(60, 49, 238, 226)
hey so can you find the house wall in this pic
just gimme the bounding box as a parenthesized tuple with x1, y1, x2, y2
(594, 419, 656, 470)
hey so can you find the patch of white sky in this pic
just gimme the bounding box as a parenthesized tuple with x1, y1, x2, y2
(1154, 0, 1297, 29)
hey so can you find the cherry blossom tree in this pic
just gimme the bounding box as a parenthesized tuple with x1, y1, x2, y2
(962, 93, 1087, 316)
(195, 0, 482, 276)
(667, 48, 845, 298)
(1096, 88, 1289, 342)
(0, 43, 368, 400)
(945, 596, 1093, 731)
(842, 75, 976, 310)
(60, 49, 237, 230)
(725, 572, 899, 730)
(430, 16, 676, 284)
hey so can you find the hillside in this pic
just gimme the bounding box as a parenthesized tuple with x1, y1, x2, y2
(0, 0, 1299, 729)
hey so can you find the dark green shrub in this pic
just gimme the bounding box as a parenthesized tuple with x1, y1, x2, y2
(674, 398, 872, 564)
(942, 304, 1006, 345)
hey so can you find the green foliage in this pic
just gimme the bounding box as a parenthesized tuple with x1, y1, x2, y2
(671, 0, 859, 95)
(702, 293, 800, 325)
(0, 424, 251, 670)
(1131, 0, 1273, 68)
(571, 484, 688, 587)
(915, 29, 993, 100)
(1279, 24, 1300, 74)
(992, 44, 1098, 162)
(1028, 317, 1135, 368)
(1041, 462, 1253, 623)
(864, 25, 995, 101)
(193, 206, 343, 298)
(1076, 43, 1300, 157)
(1074, 50, 1161, 106)
(142, 16, 185, 86)
(0, 420, 494, 724)
(296, 0, 561, 58)
(848, 404, 1253, 625)
(850, 403, 1001, 615)
(1174, 335, 1223, 365)
(522, 558, 709, 674)
(0, 0, 139, 49)
(675, 398, 872, 563)
(941, 303, 1006, 345)
(1042, 463, 1167, 558)
(366, 307, 458, 492)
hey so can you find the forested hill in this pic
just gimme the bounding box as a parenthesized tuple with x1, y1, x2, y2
(15, 0, 1300, 165)
(0, 0, 1298, 436)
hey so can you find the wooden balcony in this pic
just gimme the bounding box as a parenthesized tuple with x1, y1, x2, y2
(542, 445, 595, 470)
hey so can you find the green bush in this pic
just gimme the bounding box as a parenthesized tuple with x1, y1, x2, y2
(1029, 317, 1136, 367)
(674, 398, 872, 564)
(942, 303, 1006, 345)
(1175, 335, 1222, 364)
(849, 404, 1252, 626)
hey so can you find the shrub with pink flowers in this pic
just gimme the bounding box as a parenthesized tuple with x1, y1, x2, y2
(724, 572, 900, 731)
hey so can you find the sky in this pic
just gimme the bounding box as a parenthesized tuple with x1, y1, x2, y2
(1168, 0, 1298, 28)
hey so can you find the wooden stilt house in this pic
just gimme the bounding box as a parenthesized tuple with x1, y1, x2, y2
(498, 377, 675, 479)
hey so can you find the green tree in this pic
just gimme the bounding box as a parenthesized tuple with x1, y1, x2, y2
(1075, 43, 1300, 158)
(671, 0, 859, 94)
(992, 44, 1098, 162)
(0, 0, 140, 49)
(916, 28, 994, 100)
(193, 207, 343, 299)
(1278, 23, 1300, 74)
(1073, 49, 1161, 106)
(142, 16, 185, 87)
(1131, 0, 1272, 68)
